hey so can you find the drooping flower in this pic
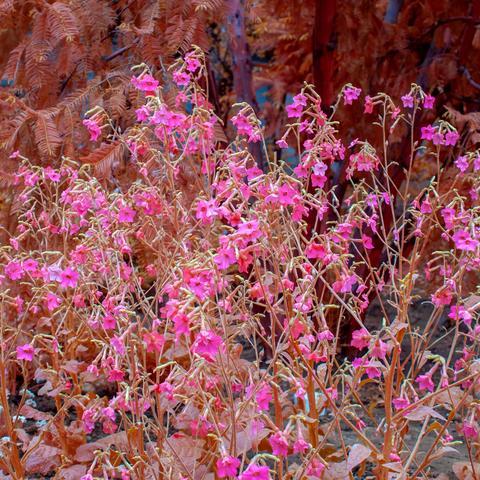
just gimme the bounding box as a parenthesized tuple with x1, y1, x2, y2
(82, 118, 101, 141)
(420, 125, 435, 141)
(401, 94, 414, 108)
(392, 397, 410, 410)
(343, 86, 361, 105)
(16, 343, 34, 361)
(45, 292, 62, 312)
(448, 305, 472, 326)
(455, 155, 469, 172)
(239, 464, 271, 480)
(5, 261, 24, 280)
(444, 130, 459, 146)
(131, 73, 159, 95)
(416, 372, 435, 392)
(269, 430, 289, 456)
(462, 421, 478, 439)
(143, 331, 165, 353)
(370, 339, 388, 360)
(364, 95, 374, 113)
(216, 456, 241, 478)
(423, 94, 435, 109)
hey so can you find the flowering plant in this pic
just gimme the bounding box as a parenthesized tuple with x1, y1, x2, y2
(1, 48, 480, 480)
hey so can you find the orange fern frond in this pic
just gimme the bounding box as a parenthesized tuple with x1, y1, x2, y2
(80, 141, 127, 179)
(33, 113, 62, 158)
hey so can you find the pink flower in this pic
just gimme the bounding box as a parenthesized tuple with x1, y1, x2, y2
(421, 125, 435, 140)
(135, 105, 151, 122)
(81, 474, 94, 480)
(306, 458, 325, 478)
(293, 436, 310, 454)
(16, 343, 34, 361)
(107, 368, 125, 382)
(185, 52, 201, 72)
(401, 94, 414, 108)
(231, 113, 254, 136)
(416, 372, 434, 392)
(247, 382, 272, 412)
(192, 330, 224, 362)
(214, 246, 236, 270)
(364, 95, 373, 113)
(44, 166, 60, 182)
(423, 94, 435, 109)
(455, 155, 469, 172)
(118, 205, 136, 223)
(131, 73, 159, 95)
(444, 131, 459, 146)
(45, 292, 62, 311)
(82, 118, 101, 141)
(432, 132, 444, 145)
(305, 242, 327, 260)
(453, 230, 478, 251)
(269, 430, 289, 456)
(143, 331, 165, 353)
(351, 328, 370, 350)
(392, 397, 410, 410)
(173, 70, 190, 86)
(196, 199, 217, 224)
(239, 464, 271, 480)
(370, 339, 388, 360)
(343, 86, 361, 105)
(82, 408, 96, 433)
(216, 456, 240, 478)
(276, 138, 288, 148)
(5, 260, 24, 280)
(448, 305, 472, 326)
(60, 267, 78, 289)
(462, 421, 478, 439)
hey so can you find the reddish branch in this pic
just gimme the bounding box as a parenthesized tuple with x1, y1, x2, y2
(312, 0, 337, 110)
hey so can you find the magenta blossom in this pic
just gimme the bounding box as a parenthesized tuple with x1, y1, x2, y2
(453, 230, 478, 251)
(192, 330, 224, 362)
(82, 118, 101, 141)
(343, 86, 361, 105)
(239, 464, 271, 480)
(416, 372, 435, 392)
(216, 456, 241, 478)
(60, 267, 79, 289)
(16, 343, 34, 361)
(269, 430, 289, 456)
(350, 328, 371, 350)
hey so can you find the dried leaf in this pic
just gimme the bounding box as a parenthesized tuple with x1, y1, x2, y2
(75, 432, 129, 462)
(24, 444, 61, 475)
(404, 406, 445, 422)
(453, 461, 480, 480)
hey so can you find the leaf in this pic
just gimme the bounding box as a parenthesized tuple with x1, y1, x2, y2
(46, 2, 80, 43)
(347, 443, 371, 470)
(429, 446, 459, 463)
(24, 444, 61, 475)
(19, 404, 52, 421)
(33, 113, 62, 158)
(404, 406, 446, 422)
(59, 464, 87, 479)
(75, 432, 129, 462)
(453, 461, 480, 480)
(79, 142, 126, 180)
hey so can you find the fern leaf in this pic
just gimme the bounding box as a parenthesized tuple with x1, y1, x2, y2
(46, 3, 80, 44)
(80, 142, 126, 179)
(33, 113, 62, 158)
